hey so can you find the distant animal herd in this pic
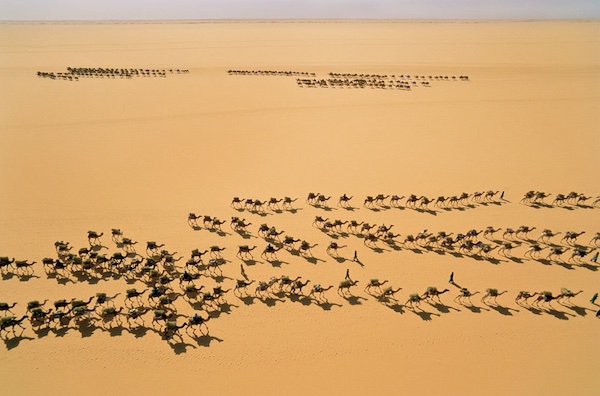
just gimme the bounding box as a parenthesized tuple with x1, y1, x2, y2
(1, 189, 598, 351)
(36, 67, 190, 81)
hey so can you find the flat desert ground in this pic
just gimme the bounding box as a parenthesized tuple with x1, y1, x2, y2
(0, 20, 599, 395)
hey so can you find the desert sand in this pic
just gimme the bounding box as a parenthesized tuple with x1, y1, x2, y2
(0, 20, 599, 395)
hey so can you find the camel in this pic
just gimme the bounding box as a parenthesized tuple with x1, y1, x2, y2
(211, 218, 226, 230)
(231, 197, 244, 209)
(209, 245, 226, 258)
(313, 216, 328, 228)
(125, 288, 149, 304)
(290, 279, 311, 295)
(125, 306, 150, 326)
(237, 245, 257, 260)
(363, 233, 380, 248)
(454, 288, 480, 304)
(87, 230, 104, 246)
(416, 230, 433, 245)
(565, 191, 581, 204)
(484, 190, 499, 201)
(266, 227, 285, 241)
(244, 199, 255, 210)
(458, 192, 471, 204)
(338, 194, 353, 207)
(326, 242, 346, 257)
(421, 287, 450, 302)
(0, 315, 28, 335)
(332, 219, 348, 233)
(561, 231, 585, 245)
(261, 244, 282, 260)
(30, 307, 52, 323)
(403, 234, 417, 246)
(187, 313, 210, 335)
(267, 197, 282, 210)
(308, 284, 334, 300)
(375, 194, 389, 206)
(557, 288, 583, 304)
(419, 197, 433, 208)
(71, 297, 94, 309)
(188, 213, 202, 227)
(257, 224, 270, 237)
(376, 224, 394, 237)
(251, 200, 265, 212)
(405, 194, 422, 208)
(27, 299, 49, 312)
(589, 232, 600, 247)
(231, 217, 252, 232)
(520, 190, 536, 204)
(234, 280, 254, 295)
(299, 241, 318, 256)
(483, 226, 502, 238)
(146, 241, 165, 255)
(279, 276, 301, 291)
(95, 292, 121, 307)
(190, 249, 209, 263)
(363, 196, 376, 208)
(498, 242, 516, 257)
(283, 236, 300, 249)
(465, 229, 481, 241)
(346, 220, 364, 234)
(435, 196, 448, 206)
(390, 195, 405, 207)
(481, 288, 508, 304)
(0, 302, 17, 314)
(534, 191, 551, 203)
(546, 246, 569, 261)
(306, 192, 320, 205)
(537, 229, 560, 243)
(405, 293, 423, 308)
(282, 197, 298, 210)
(0, 257, 15, 272)
(524, 244, 545, 258)
(70, 306, 95, 321)
(569, 247, 595, 262)
(532, 291, 559, 307)
(379, 287, 402, 300)
(503, 228, 516, 239)
(360, 223, 376, 234)
(515, 291, 539, 304)
(365, 279, 388, 293)
(515, 226, 536, 239)
(163, 321, 187, 339)
(253, 277, 279, 297)
(99, 307, 123, 322)
(552, 194, 567, 206)
(338, 279, 359, 295)
(111, 228, 123, 243)
(14, 260, 36, 273)
(316, 194, 331, 207)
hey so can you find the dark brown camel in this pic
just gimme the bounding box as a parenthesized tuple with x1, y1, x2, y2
(338, 279, 359, 296)
(481, 288, 508, 304)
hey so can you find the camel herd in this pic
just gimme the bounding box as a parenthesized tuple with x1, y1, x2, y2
(521, 190, 600, 208)
(227, 70, 316, 77)
(1, 189, 598, 347)
(37, 67, 190, 81)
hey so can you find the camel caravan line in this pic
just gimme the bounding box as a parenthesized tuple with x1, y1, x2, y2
(37, 67, 190, 82)
(520, 191, 600, 208)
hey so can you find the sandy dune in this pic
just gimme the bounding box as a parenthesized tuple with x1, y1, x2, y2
(0, 20, 599, 395)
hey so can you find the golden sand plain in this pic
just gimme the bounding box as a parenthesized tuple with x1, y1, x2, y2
(0, 20, 599, 395)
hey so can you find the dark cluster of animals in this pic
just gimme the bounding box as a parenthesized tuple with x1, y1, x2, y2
(37, 67, 190, 81)
(227, 70, 316, 77)
(521, 191, 600, 208)
(2, 189, 598, 347)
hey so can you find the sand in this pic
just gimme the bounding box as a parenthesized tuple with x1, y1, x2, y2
(0, 20, 599, 395)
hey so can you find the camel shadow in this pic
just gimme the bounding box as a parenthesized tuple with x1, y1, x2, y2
(561, 304, 590, 317)
(303, 256, 326, 264)
(555, 262, 575, 271)
(413, 208, 438, 216)
(242, 259, 262, 266)
(487, 304, 518, 316)
(343, 295, 367, 305)
(341, 206, 358, 212)
(266, 259, 289, 268)
(237, 295, 256, 306)
(519, 304, 543, 315)
(75, 319, 100, 337)
(386, 303, 405, 314)
(410, 308, 441, 321)
(285, 208, 302, 214)
(32, 326, 52, 339)
(106, 325, 126, 337)
(314, 300, 342, 311)
(192, 334, 224, 347)
(236, 231, 256, 240)
(428, 302, 460, 313)
(2, 334, 34, 350)
(581, 263, 599, 271)
(50, 326, 70, 338)
(485, 257, 503, 265)
(288, 294, 312, 306)
(128, 325, 151, 338)
(544, 308, 574, 320)
(209, 229, 231, 238)
(190, 225, 202, 231)
(332, 256, 348, 263)
(167, 340, 197, 354)
(460, 304, 488, 313)
(17, 274, 41, 282)
(211, 275, 234, 283)
(508, 257, 524, 264)
(258, 296, 285, 307)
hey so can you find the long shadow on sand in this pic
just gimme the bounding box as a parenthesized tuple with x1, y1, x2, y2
(2, 334, 35, 350)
